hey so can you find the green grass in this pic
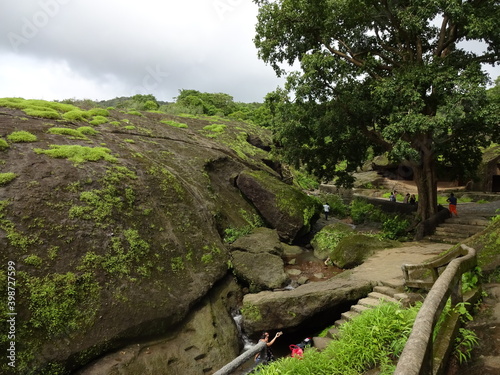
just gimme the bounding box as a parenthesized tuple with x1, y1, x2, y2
(202, 123, 226, 137)
(89, 116, 108, 126)
(257, 302, 421, 375)
(0, 173, 17, 186)
(47, 127, 89, 140)
(7, 131, 37, 142)
(0, 138, 8, 150)
(160, 119, 188, 128)
(34, 145, 117, 165)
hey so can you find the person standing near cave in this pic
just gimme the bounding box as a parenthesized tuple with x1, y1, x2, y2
(255, 331, 283, 366)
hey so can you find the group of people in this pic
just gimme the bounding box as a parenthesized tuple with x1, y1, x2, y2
(390, 191, 416, 205)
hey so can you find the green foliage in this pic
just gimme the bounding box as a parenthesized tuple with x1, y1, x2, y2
(257, 302, 421, 375)
(349, 198, 386, 224)
(34, 145, 117, 165)
(0, 138, 9, 150)
(254, 0, 499, 219)
(7, 130, 37, 142)
(454, 328, 479, 364)
(312, 223, 354, 258)
(69, 166, 137, 225)
(381, 215, 409, 240)
(320, 194, 349, 218)
(224, 209, 264, 243)
(22, 271, 100, 337)
(77, 126, 99, 136)
(461, 267, 482, 293)
(47, 127, 89, 140)
(126, 110, 142, 116)
(0, 172, 17, 186)
(62, 110, 88, 121)
(202, 123, 227, 137)
(23, 255, 43, 268)
(291, 167, 320, 190)
(160, 119, 188, 128)
(89, 115, 109, 125)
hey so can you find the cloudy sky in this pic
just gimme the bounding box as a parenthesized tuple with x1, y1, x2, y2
(0, 0, 287, 103)
(0, 1, 498, 104)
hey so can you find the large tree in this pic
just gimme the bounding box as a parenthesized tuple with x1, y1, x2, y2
(254, 0, 499, 220)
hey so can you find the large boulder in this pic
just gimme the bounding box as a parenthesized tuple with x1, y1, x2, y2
(236, 170, 321, 242)
(77, 276, 242, 375)
(231, 251, 288, 291)
(331, 234, 398, 268)
(0, 100, 289, 373)
(229, 228, 288, 291)
(311, 222, 355, 260)
(241, 276, 373, 335)
(230, 227, 283, 255)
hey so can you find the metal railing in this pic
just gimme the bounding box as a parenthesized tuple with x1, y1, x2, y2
(394, 244, 477, 375)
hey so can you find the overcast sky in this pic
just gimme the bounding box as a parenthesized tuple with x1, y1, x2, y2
(0, 1, 498, 104)
(0, 0, 287, 103)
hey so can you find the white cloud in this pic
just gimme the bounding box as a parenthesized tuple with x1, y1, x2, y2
(0, 0, 497, 103)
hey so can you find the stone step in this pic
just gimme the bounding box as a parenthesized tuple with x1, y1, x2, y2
(326, 327, 340, 339)
(358, 296, 385, 308)
(434, 228, 474, 238)
(373, 285, 402, 298)
(335, 318, 348, 327)
(341, 310, 359, 322)
(427, 233, 470, 244)
(437, 223, 486, 233)
(367, 291, 400, 304)
(351, 304, 371, 314)
(446, 217, 490, 226)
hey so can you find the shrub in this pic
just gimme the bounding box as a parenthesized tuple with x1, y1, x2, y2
(321, 194, 349, 218)
(23, 107, 61, 119)
(7, 131, 37, 142)
(77, 126, 99, 135)
(86, 108, 109, 117)
(62, 110, 88, 121)
(89, 116, 108, 126)
(34, 145, 117, 165)
(0, 173, 17, 186)
(202, 123, 226, 137)
(47, 127, 88, 139)
(127, 110, 142, 116)
(381, 215, 410, 240)
(0, 138, 9, 150)
(160, 119, 188, 128)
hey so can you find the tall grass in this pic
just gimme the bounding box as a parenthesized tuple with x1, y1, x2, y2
(257, 302, 421, 375)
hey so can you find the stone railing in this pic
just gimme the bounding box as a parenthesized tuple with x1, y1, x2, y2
(394, 244, 477, 375)
(212, 340, 265, 375)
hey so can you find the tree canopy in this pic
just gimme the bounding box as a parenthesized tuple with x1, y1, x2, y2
(254, 0, 499, 219)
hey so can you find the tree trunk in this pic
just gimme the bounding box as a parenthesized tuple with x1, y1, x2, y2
(412, 152, 438, 221)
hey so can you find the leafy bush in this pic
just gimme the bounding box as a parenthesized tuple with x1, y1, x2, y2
(126, 110, 142, 116)
(7, 131, 37, 143)
(320, 194, 349, 218)
(381, 215, 409, 240)
(34, 145, 117, 165)
(0, 173, 17, 186)
(349, 198, 387, 224)
(23, 107, 61, 119)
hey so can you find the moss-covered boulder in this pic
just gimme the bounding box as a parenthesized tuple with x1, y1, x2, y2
(331, 234, 398, 268)
(231, 251, 288, 291)
(230, 227, 283, 255)
(0, 99, 293, 374)
(311, 222, 355, 260)
(236, 170, 321, 242)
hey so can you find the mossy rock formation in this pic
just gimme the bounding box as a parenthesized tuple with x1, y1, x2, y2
(0, 99, 315, 373)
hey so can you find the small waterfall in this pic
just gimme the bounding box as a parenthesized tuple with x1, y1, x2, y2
(232, 311, 254, 351)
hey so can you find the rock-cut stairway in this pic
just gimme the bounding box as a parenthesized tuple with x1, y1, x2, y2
(427, 216, 490, 244)
(313, 284, 423, 346)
